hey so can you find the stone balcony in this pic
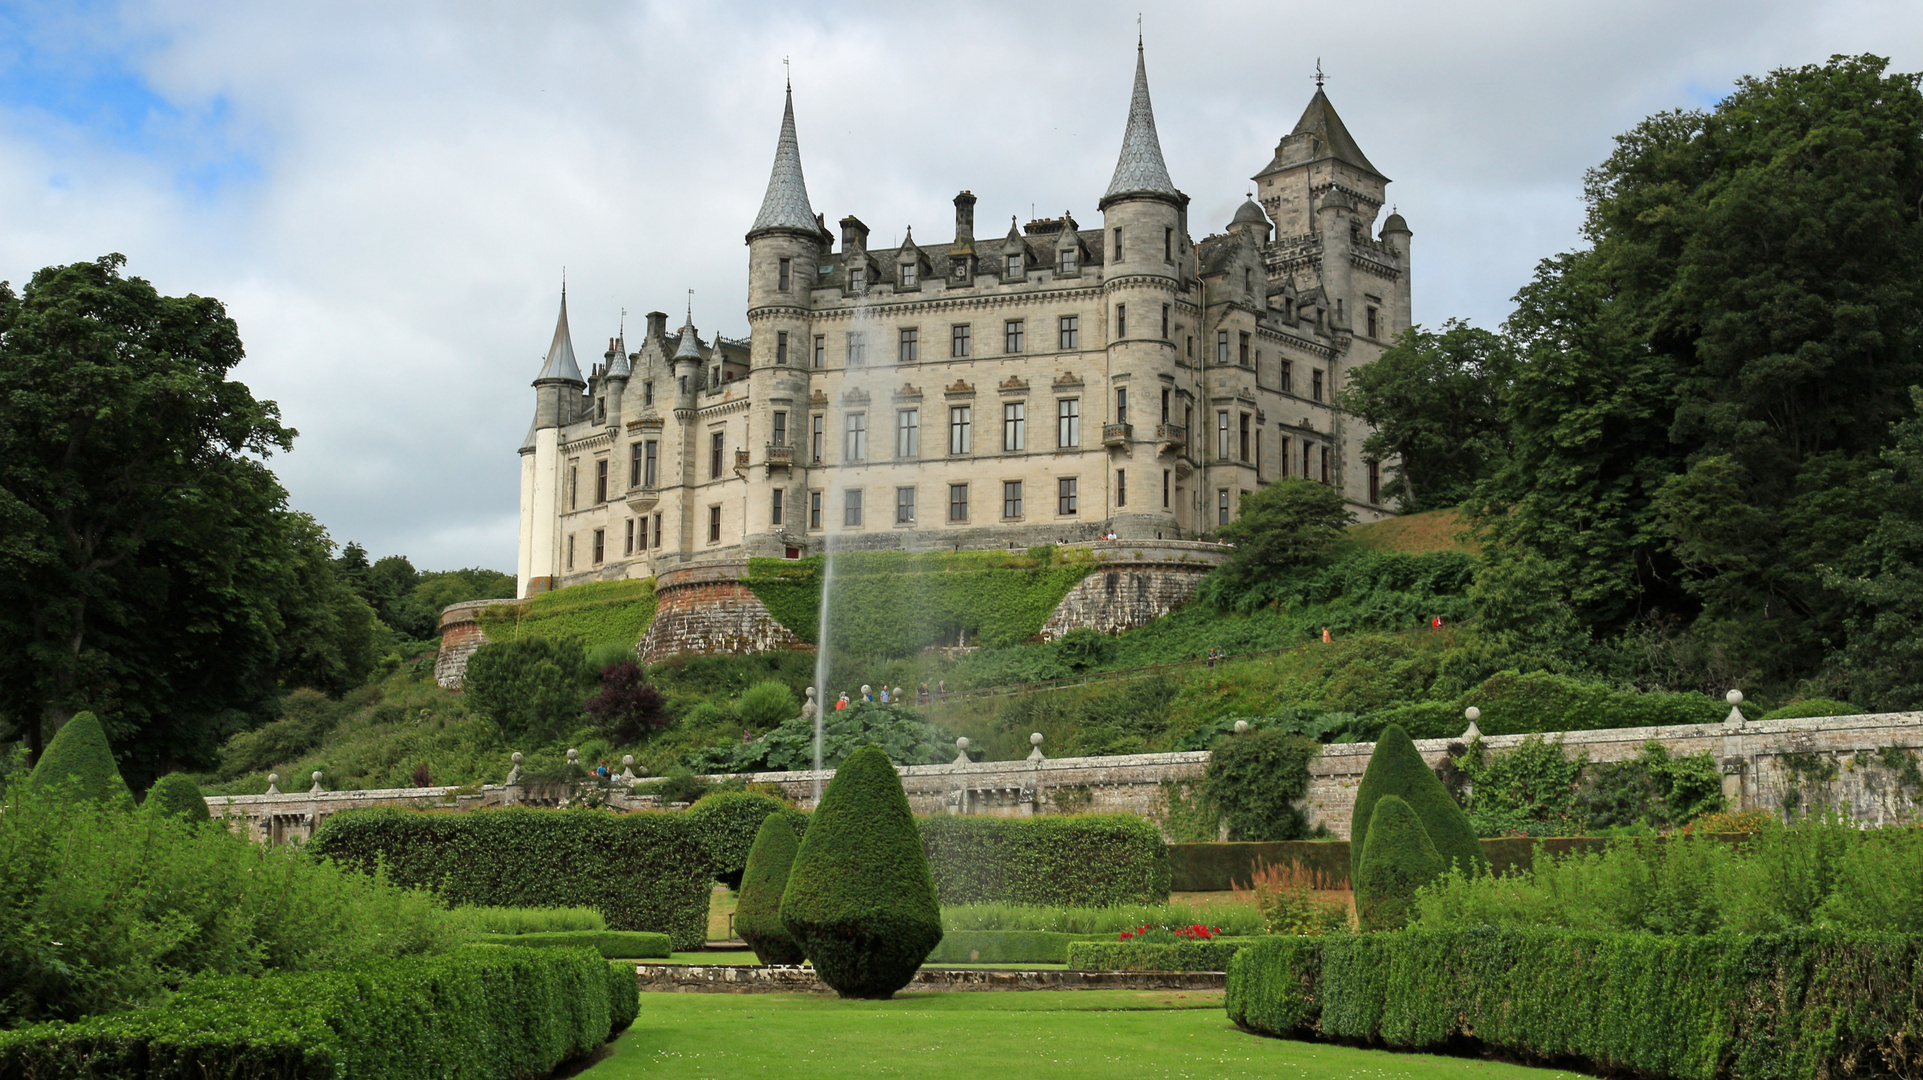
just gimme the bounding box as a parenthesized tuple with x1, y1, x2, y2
(1155, 423, 1187, 455)
(764, 443, 795, 473)
(624, 486, 659, 513)
(1102, 422, 1132, 448)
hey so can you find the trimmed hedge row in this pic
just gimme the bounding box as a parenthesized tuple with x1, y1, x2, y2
(474, 931, 672, 959)
(1067, 939, 1258, 972)
(924, 931, 1110, 965)
(920, 814, 1170, 906)
(1171, 836, 1673, 891)
(1226, 929, 1923, 1080)
(308, 807, 712, 949)
(0, 947, 636, 1080)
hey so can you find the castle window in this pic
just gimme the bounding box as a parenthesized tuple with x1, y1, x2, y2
(949, 483, 968, 522)
(625, 518, 634, 556)
(896, 486, 915, 524)
(1217, 411, 1230, 460)
(1059, 248, 1077, 274)
(566, 534, 575, 571)
(1003, 402, 1026, 451)
(1239, 413, 1251, 462)
(1161, 304, 1170, 339)
(595, 397, 605, 423)
(652, 513, 662, 548)
(644, 441, 658, 487)
(1218, 489, 1230, 526)
(898, 327, 918, 363)
(710, 431, 725, 479)
(1279, 435, 1292, 477)
(679, 375, 687, 395)
(1116, 468, 1127, 508)
(1239, 332, 1250, 366)
(1303, 440, 1313, 478)
(776, 331, 788, 365)
(593, 529, 604, 564)
(1368, 460, 1381, 504)
(1164, 227, 1173, 262)
(629, 443, 643, 488)
(949, 405, 971, 455)
(778, 257, 791, 291)
(1217, 331, 1229, 364)
(710, 366, 719, 387)
(1312, 369, 1324, 402)
(1004, 319, 1025, 353)
(1057, 477, 1078, 515)
(896, 408, 919, 459)
(952, 323, 971, 357)
(1160, 388, 1170, 424)
(1244, 268, 1252, 293)
(1162, 469, 1171, 508)
(811, 415, 824, 462)
(845, 411, 867, 462)
(1003, 480, 1023, 519)
(643, 380, 654, 405)
(1005, 253, 1022, 279)
(1116, 387, 1127, 425)
(843, 488, 864, 527)
(847, 331, 866, 366)
(1367, 306, 1378, 338)
(1116, 304, 1127, 338)
(771, 488, 784, 526)
(1256, 429, 1263, 479)
(1112, 227, 1122, 260)
(813, 335, 825, 368)
(1059, 315, 1078, 350)
(1057, 398, 1080, 447)
(1187, 336, 1194, 359)
(1281, 360, 1293, 394)
(772, 411, 787, 448)
(595, 459, 608, 503)
(901, 262, 917, 288)
(809, 491, 822, 530)
(708, 506, 722, 543)
(568, 464, 578, 510)
(1320, 444, 1330, 484)
(849, 266, 866, 292)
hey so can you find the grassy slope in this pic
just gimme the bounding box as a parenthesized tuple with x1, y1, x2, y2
(581, 991, 1574, 1079)
(1348, 507, 1478, 554)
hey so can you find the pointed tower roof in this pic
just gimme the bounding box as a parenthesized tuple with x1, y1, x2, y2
(534, 287, 583, 384)
(1257, 89, 1385, 181)
(672, 298, 704, 362)
(607, 330, 630, 378)
(747, 81, 820, 239)
(1101, 43, 1181, 207)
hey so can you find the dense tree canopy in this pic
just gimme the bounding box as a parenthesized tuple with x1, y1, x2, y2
(1339, 319, 1514, 512)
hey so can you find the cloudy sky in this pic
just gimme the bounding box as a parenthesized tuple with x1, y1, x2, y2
(2, 0, 1917, 573)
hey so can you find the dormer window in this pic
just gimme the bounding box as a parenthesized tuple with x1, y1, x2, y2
(849, 266, 866, 292)
(901, 263, 917, 288)
(1059, 248, 1077, 274)
(1005, 254, 1022, 279)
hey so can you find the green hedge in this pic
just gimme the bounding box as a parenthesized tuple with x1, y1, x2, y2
(1066, 938, 1257, 972)
(308, 807, 712, 949)
(924, 931, 1110, 965)
(0, 947, 634, 1080)
(743, 551, 1097, 655)
(920, 814, 1170, 906)
(1226, 929, 1923, 1080)
(1171, 837, 1637, 891)
(684, 792, 807, 885)
(478, 578, 658, 649)
(473, 931, 671, 959)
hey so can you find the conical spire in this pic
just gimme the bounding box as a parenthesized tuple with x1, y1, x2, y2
(607, 330, 630, 378)
(534, 286, 583, 384)
(748, 81, 820, 238)
(1102, 43, 1180, 205)
(672, 297, 703, 362)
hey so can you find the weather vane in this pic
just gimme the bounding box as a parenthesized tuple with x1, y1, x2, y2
(1314, 59, 1327, 89)
(783, 56, 791, 89)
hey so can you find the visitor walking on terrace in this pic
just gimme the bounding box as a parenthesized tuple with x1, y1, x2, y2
(917, 683, 930, 706)
(879, 686, 890, 704)
(835, 692, 849, 711)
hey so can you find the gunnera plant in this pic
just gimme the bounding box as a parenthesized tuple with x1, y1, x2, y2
(735, 814, 805, 964)
(1355, 795, 1444, 931)
(779, 745, 941, 998)
(26, 712, 132, 808)
(1351, 723, 1484, 883)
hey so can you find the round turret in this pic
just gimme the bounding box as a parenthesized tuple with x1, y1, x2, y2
(1318, 187, 1354, 212)
(1231, 198, 1268, 227)
(1382, 209, 1409, 234)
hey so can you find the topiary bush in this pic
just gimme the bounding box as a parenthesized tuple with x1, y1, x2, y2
(735, 814, 804, 964)
(1354, 795, 1443, 931)
(779, 746, 942, 998)
(1760, 697, 1864, 721)
(141, 772, 211, 825)
(26, 712, 131, 807)
(1349, 724, 1484, 883)
(683, 792, 805, 888)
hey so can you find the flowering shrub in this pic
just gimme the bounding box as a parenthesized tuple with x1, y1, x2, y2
(1117, 922, 1224, 943)
(1234, 860, 1351, 935)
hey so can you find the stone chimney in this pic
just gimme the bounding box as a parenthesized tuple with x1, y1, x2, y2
(953, 191, 977, 245)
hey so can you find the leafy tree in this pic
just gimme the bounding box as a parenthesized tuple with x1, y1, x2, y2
(1204, 729, 1319, 841)
(583, 661, 668, 744)
(0, 255, 311, 780)
(1339, 319, 1514, 511)
(1828, 387, 1923, 709)
(463, 637, 591, 744)
(272, 514, 386, 695)
(1200, 480, 1355, 611)
(735, 814, 805, 965)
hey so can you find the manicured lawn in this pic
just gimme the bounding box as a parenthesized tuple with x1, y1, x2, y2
(581, 990, 1576, 1079)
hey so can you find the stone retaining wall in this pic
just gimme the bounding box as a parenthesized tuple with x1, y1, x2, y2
(1037, 543, 1226, 640)
(636, 561, 808, 663)
(434, 598, 519, 688)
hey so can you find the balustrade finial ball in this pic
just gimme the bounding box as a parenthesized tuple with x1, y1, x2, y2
(1465, 706, 1481, 722)
(805, 686, 817, 699)
(511, 751, 523, 764)
(311, 771, 323, 783)
(567, 748, 580, 763)
(268, 773, 278, 784)
(1030, 732, 1045, 747)
(1233, 720, 1249, 734)
(956, 737, 970, 750)
(1726, 690, 1744, 705)
(622, 754, 635, 767)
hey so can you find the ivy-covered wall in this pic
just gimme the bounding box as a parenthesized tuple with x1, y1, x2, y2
(478, 579, 658, 650)
(742, 550, 1098, 657)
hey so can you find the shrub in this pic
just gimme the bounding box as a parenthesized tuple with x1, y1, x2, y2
(1236, 861, 1351, 935)
(924, 931, 1109, 964)
(919, 814, 1170, 906)
(1349, 724, 1484, 883)
(25, 712, 130, 807)
(217, 688, 351, 779)
(737, 680, 800, 729)
(583, 661, 667, 744)
(463, 638, 591, 744)
(735, 814, 805, 965)
(635, 766, 714, 806)
(779, 746, 943, 998)
(141, 773, 211, 825)
(307, 806, 713, 949)
(1066, 938, 1257, 971)
(443, 906, 605, 934)
(1169, 841, 1352, 891)
(1354, 796, 1443, 931)
(1226, 929, 1923, 1080)
(689, 700, 957, 773)
(684, 791, 804, 887)
(1761, 697, 1864, 721)
(472, 930, 671, 959)
(0, 946, 631, 1080)
(1205, 729, 1320, 841)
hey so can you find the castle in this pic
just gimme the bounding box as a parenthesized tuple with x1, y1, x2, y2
(515, 46, 1409, 600)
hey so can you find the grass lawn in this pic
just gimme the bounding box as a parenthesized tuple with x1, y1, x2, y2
(581, 990, 1575, 1080)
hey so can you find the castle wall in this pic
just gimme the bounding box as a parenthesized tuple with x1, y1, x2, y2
(434, 598, 519, 688)
(1039, 542, 1223, 639)
(636, 561, 807, 662)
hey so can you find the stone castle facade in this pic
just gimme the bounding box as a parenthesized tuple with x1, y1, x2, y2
(517, 47, 1410, 598)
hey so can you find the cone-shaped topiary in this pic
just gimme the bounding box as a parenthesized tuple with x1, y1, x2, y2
(143, 773, 212, 825)
(26, 712, 131, 807)
(735, 814, 805, 965)
(779, 745, 942, 998)
(1355, 795, 1444, 931)
(1350, 724, 1485, 884)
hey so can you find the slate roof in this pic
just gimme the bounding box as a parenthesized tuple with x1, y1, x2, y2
(748, 85, 821, 238)
(1255, 89, 1385, 181)
(534, 288, 583, 384)
(1102, 46, 1180, 204)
